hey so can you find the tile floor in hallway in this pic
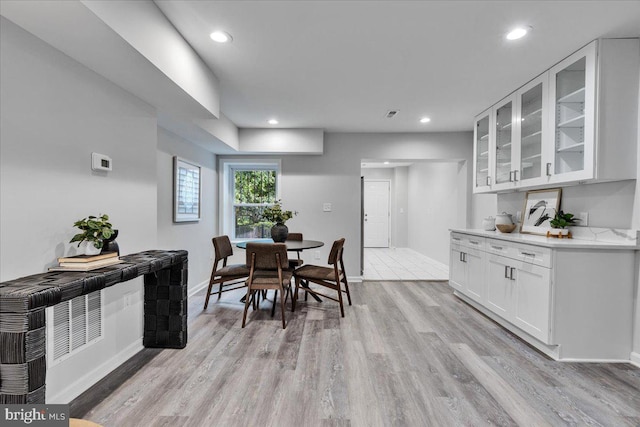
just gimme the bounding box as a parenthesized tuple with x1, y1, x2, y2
(363, 247, 449, 281)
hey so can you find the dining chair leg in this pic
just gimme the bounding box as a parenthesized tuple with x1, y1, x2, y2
(242, 289, 252, 328)
(217, 281, 225, 300)
(293, 278, 300, 312)
(343, 277, 352, 306)
(280, 286, 287, 329)
(271, 290, 278, 317)
(204, 281, 214, 309)
(337, 282, 345, 318)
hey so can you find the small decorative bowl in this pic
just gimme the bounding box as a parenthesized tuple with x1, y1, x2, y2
(496, 223, 517, 233)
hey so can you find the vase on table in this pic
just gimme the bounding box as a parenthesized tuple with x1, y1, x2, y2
(271, 224, 289, 242)
(101, 229, 120, 255)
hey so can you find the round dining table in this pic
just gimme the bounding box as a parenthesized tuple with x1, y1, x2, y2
(235, 238, 324, 251)
(235, 238, 324, 302)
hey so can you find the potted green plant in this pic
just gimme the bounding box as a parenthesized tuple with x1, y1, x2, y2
(549, 210, 579, 236)
(70, 214, 117, 255)
(261, 200, 297, 242)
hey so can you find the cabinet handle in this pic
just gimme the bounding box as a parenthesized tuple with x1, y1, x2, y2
(513, 170, 519, 182)
(459, 252, 463, 262)
(452, 237, 461, 241)
(469, 240, 479, 245)
(504, 265, 510, 279)
(486, 176, 491, 186)
(510, 267, 516, 280)
(463, 253, 467, 262)
(521, 252, 536, 257)
(546, 163, 552, 177)
(491, 245, 503, 250)
(509, 171, 514, 182)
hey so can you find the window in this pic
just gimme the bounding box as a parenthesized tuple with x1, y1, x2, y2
(220, 160, 280, 239)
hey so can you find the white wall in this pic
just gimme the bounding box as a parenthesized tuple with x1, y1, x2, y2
(0, 18, 159, 402)
(394, 166, 409, 248)
(0, 16, 158, 279)
(157, 128, 217, 293)
(407, 162, 467, 265)
(633, 65, 640, 364)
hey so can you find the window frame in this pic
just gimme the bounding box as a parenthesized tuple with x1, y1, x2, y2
(219, 158, 281, 241)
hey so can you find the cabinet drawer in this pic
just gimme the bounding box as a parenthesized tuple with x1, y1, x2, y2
(486, 240, 511, 257)
(513, 243, 551, 268)
(451, 233, 485, 251)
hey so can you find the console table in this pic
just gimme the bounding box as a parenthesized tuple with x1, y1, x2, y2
(0, 250, 188, 404)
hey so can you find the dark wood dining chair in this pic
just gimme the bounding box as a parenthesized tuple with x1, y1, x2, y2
(242, 243, 293, 329)
(292, 238, 352, 317)
(286, 232, 304, 268)
(203, 235, 250, 309)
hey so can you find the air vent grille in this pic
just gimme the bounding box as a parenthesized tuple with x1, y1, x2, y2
(49, 290, 103, 364)
(386, 110, 399, 118)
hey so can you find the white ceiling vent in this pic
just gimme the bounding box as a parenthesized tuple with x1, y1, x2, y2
(385, 110, 399, 118)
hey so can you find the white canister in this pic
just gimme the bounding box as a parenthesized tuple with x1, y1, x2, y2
(482, 216, 496, 231)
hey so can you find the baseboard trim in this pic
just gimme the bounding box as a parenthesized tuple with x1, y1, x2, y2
(47, 340, 143, 404)
(630, 352, 640, 368)
(189, 279, 210, 297)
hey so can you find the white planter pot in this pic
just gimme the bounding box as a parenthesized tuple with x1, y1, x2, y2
(549, 228, 569, 236)
(84, 242, 102, 255)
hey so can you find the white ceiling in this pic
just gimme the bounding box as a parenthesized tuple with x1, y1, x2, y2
(154, 0, 640, 133)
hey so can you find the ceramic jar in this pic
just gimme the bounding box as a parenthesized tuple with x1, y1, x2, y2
(482, 216, 496, 231)
(495, 212, 514, 226)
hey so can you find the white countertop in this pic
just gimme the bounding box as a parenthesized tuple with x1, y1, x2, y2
(450, 228, 639, 250)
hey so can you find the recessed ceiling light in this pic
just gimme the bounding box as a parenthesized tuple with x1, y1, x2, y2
(383, 161, 390, 165)
(420, 117, 431, 123)
(210, 31, 233, 43)
(506, 27, 529, 41)
(268, 119, 279, 125)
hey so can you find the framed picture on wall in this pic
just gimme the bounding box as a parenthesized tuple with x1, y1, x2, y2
(520, 188, 562, 235)
(173, 157, 201, 222)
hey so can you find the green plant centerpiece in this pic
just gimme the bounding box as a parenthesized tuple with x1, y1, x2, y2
(70, 214, 117, 254)
(549, 210, 579, 236)
(261, 201, 297, 242)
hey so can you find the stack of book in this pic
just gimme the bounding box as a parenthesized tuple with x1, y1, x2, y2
(49, 252, 122, 272)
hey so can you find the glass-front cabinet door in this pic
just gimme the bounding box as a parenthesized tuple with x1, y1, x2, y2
(548, 41, 596, 182)
(518, 74, 548, 186)
(494, 98, 516, 185)
(473, 109, 492, 192)
(492, 94, 518, 191)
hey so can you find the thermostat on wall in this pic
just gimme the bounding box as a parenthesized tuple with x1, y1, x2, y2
(91, 152, 112, 171)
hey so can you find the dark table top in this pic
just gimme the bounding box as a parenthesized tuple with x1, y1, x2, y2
(236, 238, 324, 250)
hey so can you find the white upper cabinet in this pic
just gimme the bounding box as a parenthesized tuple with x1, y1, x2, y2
(473, 38, 639, 193)
(473, 109, 493, 192)
(492, 94, 518, 191)
(518, 74, 549, 187)
(547, 42, 596, 183)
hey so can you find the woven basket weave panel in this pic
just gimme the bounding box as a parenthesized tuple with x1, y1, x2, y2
(0, 249, 189, 403)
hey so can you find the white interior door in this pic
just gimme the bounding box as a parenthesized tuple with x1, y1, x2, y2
(364, 180, 390, 248)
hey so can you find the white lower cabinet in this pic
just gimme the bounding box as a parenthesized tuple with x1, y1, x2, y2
(449, 231, 636, 362)
(511, 261, 551, 343)
(449, 233, 485, 304)
(486, 254, 551, 343)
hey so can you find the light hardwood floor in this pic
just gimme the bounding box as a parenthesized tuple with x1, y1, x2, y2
(70, 281, 640, 426)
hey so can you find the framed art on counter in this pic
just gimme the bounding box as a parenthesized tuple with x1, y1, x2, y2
(520, 188, 562, 235)
(173, 156, 201, 222)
